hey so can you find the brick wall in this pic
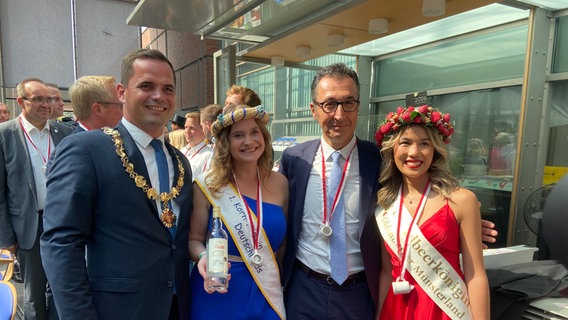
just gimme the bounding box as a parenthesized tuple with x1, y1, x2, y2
(142, 28, 221, 112)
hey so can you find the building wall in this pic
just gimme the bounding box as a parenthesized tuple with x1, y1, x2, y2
(142, 28, 221, 113)
(0, 0, 139, 114)
(75, 0, 140, 80)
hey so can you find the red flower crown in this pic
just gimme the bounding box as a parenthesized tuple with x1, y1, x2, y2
(374, 105, 454, 146)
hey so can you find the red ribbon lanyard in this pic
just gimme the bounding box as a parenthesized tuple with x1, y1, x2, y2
(396, 181, 431, 273)
(233, 172, 263, 253)
(19, 117, 51, 165)
(189, 144, 207, 160)
(320, 140, 357, 226)
(78, 121, 92, 131)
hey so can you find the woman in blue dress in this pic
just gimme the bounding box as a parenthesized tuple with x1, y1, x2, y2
(188, 105, 288, 320)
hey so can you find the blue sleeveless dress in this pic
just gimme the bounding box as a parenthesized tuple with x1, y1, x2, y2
(189, 196, 286, 320)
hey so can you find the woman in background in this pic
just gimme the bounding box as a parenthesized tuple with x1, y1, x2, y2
(169, 128, 187, 150)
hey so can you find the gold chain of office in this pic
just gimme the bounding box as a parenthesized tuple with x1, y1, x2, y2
(103, 127, 185, 228)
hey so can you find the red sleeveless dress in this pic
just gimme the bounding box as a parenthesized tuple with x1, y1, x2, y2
(379, 203, 464, 320)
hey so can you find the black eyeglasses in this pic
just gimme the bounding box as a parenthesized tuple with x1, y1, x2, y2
(313, 99, 360, 113)
(97, 101, 123, 108)
(22, 96, 56, 105)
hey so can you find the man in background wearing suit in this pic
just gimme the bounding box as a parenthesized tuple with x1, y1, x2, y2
(47, 84, 65, 122)
(41, 49, 193, 319)
(69, 75, 123, 132)
(0, 78, 73, 319)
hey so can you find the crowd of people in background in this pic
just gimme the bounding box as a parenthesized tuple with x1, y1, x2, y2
(0, 48, 500, 320)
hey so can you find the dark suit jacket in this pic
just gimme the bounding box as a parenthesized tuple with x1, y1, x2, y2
(279, 138, 382, 304)
(40, 123, 193, 320)
(0, 118, 72, 250)
(71, 124, 86, 134)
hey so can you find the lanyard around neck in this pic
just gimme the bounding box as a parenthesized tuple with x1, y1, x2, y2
(233, 171, 263, 253)
(320, 141, 357, 226)
(19, 117, 51, 165)
(188, 143, 207, 160)
(396, 181, 431, 281)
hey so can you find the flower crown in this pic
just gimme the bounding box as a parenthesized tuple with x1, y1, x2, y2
(374, 105, 454, 146)
(211, 105, 270, 137)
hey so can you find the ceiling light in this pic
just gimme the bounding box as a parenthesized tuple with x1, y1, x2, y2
(327, 34, 344, 47)
(271, 55, 285, 66)
(295, 46, 311, 58)
(422, 0, 446, 17)
(368, 18, 389, 35)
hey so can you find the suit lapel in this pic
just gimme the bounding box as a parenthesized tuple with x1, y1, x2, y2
(164, 142, 192, 240)
(11, 122, 37, 197)
(292, 140, 319, 240)
(49, 121, 66, 145)
(116, 124, 159, 215)
(357, 141, 380, 235)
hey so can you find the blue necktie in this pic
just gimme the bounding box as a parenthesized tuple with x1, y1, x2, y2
(150, 139, 176, 238)
(329, 151, 348, 284)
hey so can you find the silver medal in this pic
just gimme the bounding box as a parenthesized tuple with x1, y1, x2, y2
(251, 251, 263, 266)
(319, 224, 332, 238)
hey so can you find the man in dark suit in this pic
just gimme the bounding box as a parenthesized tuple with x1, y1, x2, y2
(41, 49, 193, 319)
(279, 63, 380, 319)
(0, 78, 73, 319)
(69, 75, 123, 133)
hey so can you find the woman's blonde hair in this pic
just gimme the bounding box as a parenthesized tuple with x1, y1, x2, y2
(168, 129, 187, 150)
(377, 124, 459, 208)
(206, 105, 273, 196)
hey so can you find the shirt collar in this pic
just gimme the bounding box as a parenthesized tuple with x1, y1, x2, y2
(121, 118, 164, 149)
(190, 140, 206, 150)
(320, 135, 357, 161)
(19, 114, 50, 133)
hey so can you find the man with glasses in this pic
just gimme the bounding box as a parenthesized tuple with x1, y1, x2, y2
(279, 63, 498, 319)
(47, 83, 66, 122)
(279, 63, 379, 319)
(0, 78, 72, 320)
(69, 75, 123, 133)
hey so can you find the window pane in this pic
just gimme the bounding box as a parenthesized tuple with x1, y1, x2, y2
(552, 16, 568, 73)
(374, 25, 528, 96)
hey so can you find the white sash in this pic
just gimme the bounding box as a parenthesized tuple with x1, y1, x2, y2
(195, 177, 286, 320)
(375, 193, 473, 320)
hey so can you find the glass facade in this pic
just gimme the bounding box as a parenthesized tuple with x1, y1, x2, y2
(374, 25, 528, 96)
(229, 8, 568, 247)
(553, 16, 568, 73)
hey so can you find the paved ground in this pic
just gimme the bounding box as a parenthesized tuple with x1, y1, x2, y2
(10, 278, 24, 319)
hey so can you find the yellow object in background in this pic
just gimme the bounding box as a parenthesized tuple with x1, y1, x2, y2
(543, 166, 568, 185)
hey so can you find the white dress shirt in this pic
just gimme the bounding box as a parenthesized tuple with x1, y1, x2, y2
(184, 140, 213, 181)
(122, 119, 180, 226)
(20, 115, 53, 210)
(296, 135, 365, 275)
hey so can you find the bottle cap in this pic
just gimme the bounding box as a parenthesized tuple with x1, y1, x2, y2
(213, 206, 221, 218)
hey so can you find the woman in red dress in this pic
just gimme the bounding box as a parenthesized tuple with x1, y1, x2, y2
(374, 106, 489, 320)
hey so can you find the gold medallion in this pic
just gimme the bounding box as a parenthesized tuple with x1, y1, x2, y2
(104, 127, 185, 229)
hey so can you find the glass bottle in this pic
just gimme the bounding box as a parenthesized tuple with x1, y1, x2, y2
(205, 206, 228, 291)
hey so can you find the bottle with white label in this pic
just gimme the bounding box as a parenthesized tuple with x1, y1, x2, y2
(205, 206, 228, 291)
